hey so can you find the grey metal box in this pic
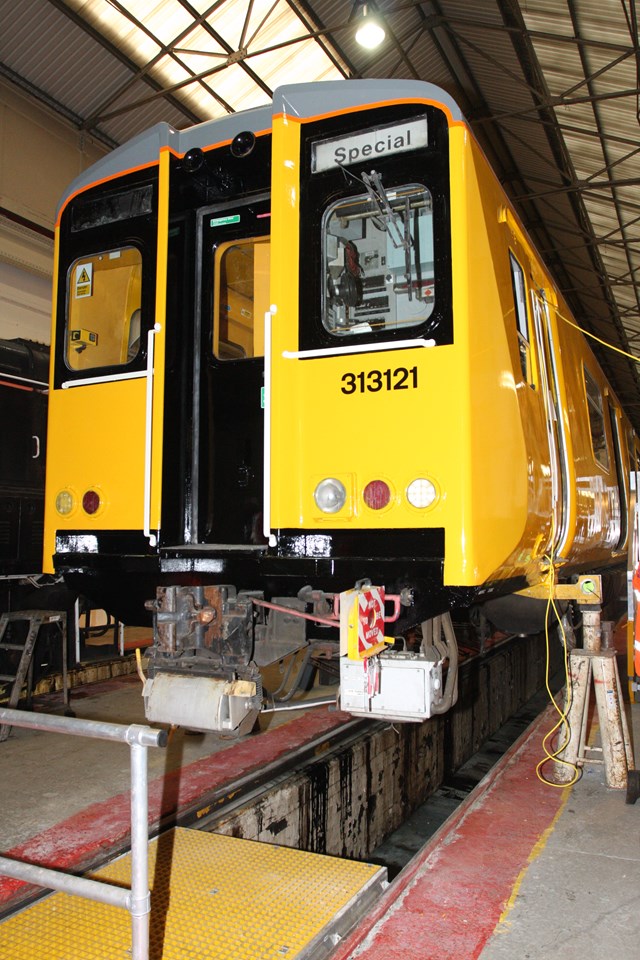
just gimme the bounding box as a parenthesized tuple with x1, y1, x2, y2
(340, 651, 443, 721)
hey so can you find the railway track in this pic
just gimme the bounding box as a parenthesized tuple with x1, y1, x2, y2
(170, 629, 562, 862)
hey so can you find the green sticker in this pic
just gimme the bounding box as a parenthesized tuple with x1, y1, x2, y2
(210, 214, 241, 227)
(261, 387, 265, 409)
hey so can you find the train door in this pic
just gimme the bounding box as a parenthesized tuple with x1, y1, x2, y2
(44, 166, 165, 574)
(531, 290, 571, 554)
(194, 196, 270, 545)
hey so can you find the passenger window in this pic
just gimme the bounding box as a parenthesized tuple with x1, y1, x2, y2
(322, 181, 434, 337)
(66, 247, 142, 371)
(509, 252, 530, 381)
(584, 366, 609, 469)
(214, 237, 270, 360)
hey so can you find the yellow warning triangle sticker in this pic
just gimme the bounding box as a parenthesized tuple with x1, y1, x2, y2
(77, 268, 90, 284)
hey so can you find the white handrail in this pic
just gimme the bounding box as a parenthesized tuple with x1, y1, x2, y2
(61, 370, 146, 389)
(263, 307, 277, 547)
(282, 337, 435, 360)
(144, 324, 161, 547)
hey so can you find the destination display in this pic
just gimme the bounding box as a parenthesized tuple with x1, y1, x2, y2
(312, 116, 428, 173)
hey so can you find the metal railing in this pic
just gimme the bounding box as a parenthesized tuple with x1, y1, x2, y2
(0, 707, 167, 960)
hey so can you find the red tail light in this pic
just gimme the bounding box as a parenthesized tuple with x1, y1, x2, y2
(363, 480, 391, 510)
(82, 490, 101, 515)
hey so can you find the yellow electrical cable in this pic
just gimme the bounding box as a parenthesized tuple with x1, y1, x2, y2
(134, 645, 176, 741)
(535, 524, 581, 787)
(532, 290, 640, 365)
(135, 646, 147, 685)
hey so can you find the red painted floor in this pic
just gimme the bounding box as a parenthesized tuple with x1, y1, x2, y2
(332, 705, 569, 960)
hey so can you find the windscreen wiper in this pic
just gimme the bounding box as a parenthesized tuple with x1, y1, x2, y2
(361, 170, 414, 300)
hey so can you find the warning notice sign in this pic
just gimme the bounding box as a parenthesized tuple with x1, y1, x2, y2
(340, 585, 389, 660)
(75, 262, 93, 298)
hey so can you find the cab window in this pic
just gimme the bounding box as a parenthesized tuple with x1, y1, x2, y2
(584, 366, 609, 469)
(214, 237, 270, 360)
(66, 247, 142, 371)
(322, 182, 434, 337)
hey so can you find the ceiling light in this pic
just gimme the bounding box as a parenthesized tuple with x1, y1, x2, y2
(354, 4, 386, 50)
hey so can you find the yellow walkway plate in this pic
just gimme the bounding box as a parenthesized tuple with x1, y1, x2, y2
(0, 828, 386, 959)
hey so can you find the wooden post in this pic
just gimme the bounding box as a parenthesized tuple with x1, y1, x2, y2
(591, 649, 634, 788)
(581, 608, 602, 652)
(555, 649, 635, 789)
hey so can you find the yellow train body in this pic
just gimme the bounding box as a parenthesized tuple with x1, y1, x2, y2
(43, 79, 632, 647)
(267, 102, 628, 593)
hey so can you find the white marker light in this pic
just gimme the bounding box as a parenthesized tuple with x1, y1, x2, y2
(407, 478, 437, 509)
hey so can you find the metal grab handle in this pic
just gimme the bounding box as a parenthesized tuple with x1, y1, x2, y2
(144, 324, 160, 547)
(31, 435, 40, 459)
(0, 707, 166, 960)
(330, 591, 402, 623)
(383, 595, 402, 623)
(262, 307, 277, 547)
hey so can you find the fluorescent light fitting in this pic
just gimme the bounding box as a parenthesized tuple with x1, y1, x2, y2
(355, 4, 386, 49)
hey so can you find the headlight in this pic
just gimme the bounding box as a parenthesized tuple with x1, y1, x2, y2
(55, 489, 76, 516)
(406, 478, 437, 509)
(314, 478, 347, 514)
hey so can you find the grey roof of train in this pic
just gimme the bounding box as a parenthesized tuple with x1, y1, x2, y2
(56, 105, 272, 215)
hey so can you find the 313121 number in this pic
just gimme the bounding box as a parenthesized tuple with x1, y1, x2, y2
(340, 366, 418, 394)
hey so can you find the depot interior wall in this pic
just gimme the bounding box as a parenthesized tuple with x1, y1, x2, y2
(0, 79, 108, 342)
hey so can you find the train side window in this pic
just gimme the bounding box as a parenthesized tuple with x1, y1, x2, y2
(322, 183, 434, 337)
(584, 366, 610, 469)
(509, 252, 530, 381)
(66, 247, 142, 371)
(213, 237, 270, 360)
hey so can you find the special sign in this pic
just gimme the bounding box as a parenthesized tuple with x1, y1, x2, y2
(312, 116, 428, 174)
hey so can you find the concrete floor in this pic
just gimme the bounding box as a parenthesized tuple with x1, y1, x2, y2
(0, 675, 234, 850)
(0, 647, 338, 851)
(479, 707, 640, 960)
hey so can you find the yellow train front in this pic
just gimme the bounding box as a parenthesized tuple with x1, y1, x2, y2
(43, 80, 634, 734)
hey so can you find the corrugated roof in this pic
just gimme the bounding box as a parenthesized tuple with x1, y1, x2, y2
(0, 0, 638, 426)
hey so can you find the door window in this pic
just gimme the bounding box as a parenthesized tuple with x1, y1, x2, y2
(66, 247, 142, 371)
(213, 237, 270, 360)
(509, 252, 531, 382)
(584, 366, 610, 469)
